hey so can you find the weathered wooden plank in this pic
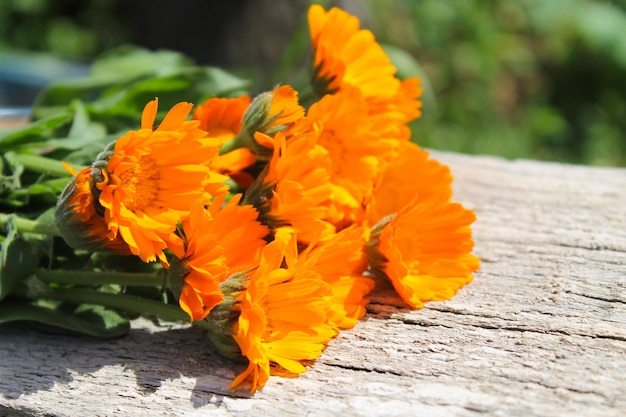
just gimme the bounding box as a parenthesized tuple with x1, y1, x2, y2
(1, 152, 625, 417)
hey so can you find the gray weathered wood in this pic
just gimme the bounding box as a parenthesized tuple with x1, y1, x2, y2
(1, 152, 625, 417)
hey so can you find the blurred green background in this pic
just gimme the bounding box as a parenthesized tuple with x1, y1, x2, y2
(1, 0, 625, 166)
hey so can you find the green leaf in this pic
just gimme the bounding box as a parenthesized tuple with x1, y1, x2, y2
(23, 183, 58, 207)
(196, 66, 251, 98)
(0, 151, 24, 192)
(73, 304, 132, 337)
(88, 73, 192, 119)
(33, 46, 248, 118)
(0, 112, 73, 152)
(32, 47, 191, 112)
(90, 45, 193, 79)
(5, 152, 73, 178)
(33, 79, 120, 118)
(38, 177, 72, 194)
(31, 47, 250, 140)
(0, 300, 130, 338)
(45, 101, 108, 151)
(0, 217, 43, 300)
(88, 66, 250, 121)
(1, 153, 69, 208)
(33, 208, 56, 260)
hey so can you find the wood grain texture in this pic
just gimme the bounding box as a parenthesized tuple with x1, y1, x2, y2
(1, 152, 625, 417)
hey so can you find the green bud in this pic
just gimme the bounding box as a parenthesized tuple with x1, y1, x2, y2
(204, 271, 251, 362)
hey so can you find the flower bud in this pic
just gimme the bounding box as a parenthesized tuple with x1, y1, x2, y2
(220, 85, 305, 157)
(55, 164, 129, 254)
(204, 271, 250, 362)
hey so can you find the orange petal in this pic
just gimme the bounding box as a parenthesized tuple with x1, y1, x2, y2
(141, 99, 159, 130)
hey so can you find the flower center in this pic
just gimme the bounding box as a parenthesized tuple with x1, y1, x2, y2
(119, 156, 159, 212)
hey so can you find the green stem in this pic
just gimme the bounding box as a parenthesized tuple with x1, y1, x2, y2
(34, 286, 209, 329)
(0, 213, 60, 236)
(35, 269, 164, 287)
(218, 130, 248, 155)
(7, 153, 79, 177)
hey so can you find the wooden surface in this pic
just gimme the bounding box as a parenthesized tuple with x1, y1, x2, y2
(1, 152, 625, 417)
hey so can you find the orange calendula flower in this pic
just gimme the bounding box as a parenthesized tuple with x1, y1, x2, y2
(193, 96, 257, 188)
(308, 4, 423, 137)
(295, 225, 375, 329)
(259, 85, 304, 136)
(308, 4, 400, 99)
(169, 194, 269, 322)
(94, 99, 228, 264)
(244, 131, 335, 244)
(367, 141, 452, 225)
(55, 165, 130, 254)
(193, 95, 251, 139)
(306, 87, 386, 228)
(220, 85, 305, 157)
(229, 228, 338, 393)
(367, 193, 480, 309)
(367, 77, 424, 142)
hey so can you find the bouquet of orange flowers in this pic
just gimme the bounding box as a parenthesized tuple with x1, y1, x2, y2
(0, 5, 478, 393)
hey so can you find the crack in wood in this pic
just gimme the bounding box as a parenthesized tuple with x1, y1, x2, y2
(323, 362, 406, 377)
(565, 290, 626, 305)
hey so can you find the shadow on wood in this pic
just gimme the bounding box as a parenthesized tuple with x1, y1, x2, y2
(1, 152, 625, 417)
